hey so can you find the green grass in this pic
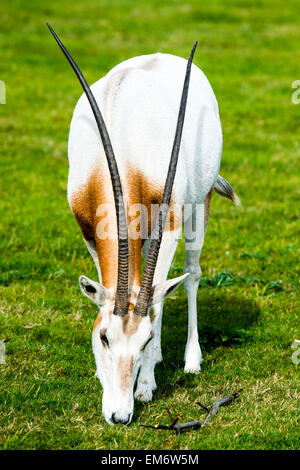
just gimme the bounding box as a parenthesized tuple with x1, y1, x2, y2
(0, 0, 299, 450)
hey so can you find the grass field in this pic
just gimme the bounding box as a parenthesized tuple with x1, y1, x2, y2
(0, 0, 299, 450)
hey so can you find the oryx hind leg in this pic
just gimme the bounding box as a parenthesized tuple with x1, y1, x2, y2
(183, 193, 211, 373)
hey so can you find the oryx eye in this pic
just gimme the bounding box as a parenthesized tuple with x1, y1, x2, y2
(100, 332, 109, 347)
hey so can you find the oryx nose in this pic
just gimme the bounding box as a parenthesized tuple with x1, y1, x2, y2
(111, 413, 131, 425)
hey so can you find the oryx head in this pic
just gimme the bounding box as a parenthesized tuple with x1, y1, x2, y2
(48, 23, 196, 425)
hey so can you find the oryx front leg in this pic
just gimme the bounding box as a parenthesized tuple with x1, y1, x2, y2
(134, 306, 159, 403)
(183, 203, 207, 373)
(135, 229, 181, 402)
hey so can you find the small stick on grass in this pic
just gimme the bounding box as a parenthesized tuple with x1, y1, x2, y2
(139, 389, 242, 436)
(196, 388, 243, 424)
(139, 419, 204, 436)
(165, 407, 181, 429)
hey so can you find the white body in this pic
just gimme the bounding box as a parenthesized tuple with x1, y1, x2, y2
(68, 53, 221, 205)
(68, 53, 222, 425)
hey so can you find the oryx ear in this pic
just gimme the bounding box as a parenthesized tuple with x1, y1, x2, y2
(149, 273, 190, 306)
(79, 275, 108, 306)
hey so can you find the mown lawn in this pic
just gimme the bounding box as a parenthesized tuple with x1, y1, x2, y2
(0, 0, 299, 450)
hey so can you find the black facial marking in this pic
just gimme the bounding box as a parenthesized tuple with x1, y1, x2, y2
(100, 332, 109, 347)
(141, 331, 154, 352)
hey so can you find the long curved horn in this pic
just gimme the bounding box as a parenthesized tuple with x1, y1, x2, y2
(47, 23, 129, 315)
(134, 42, 197, 317)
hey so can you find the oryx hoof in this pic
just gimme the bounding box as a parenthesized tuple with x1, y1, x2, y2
(184, 344, 203, 374)
(134, 381, 156, 402)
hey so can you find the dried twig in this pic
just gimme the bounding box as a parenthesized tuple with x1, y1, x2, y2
(139, 419, 205, 436)
(196, 388, 243, 424)
(139, 389, 242, 436)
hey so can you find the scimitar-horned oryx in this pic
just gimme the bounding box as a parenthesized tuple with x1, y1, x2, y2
(48, 24, 240, 426)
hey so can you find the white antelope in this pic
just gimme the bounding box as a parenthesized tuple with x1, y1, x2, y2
(48, 24, 239, 426)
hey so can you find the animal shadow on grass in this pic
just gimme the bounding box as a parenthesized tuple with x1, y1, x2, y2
(151, 290, 260, 401)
